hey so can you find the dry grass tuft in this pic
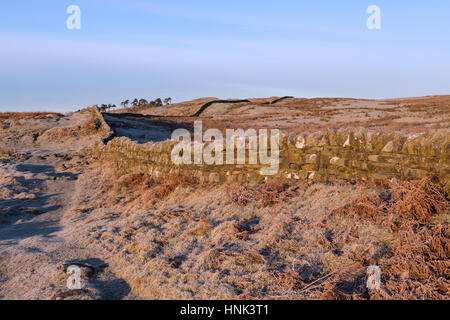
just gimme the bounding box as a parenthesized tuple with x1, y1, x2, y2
(80, 118, 102, 132)
(226, 182, 306, 207)
(0, 143, 19, 159)
(150, 174, 198, 201)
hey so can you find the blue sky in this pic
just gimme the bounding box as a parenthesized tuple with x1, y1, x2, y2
(1, 0, 449, 112)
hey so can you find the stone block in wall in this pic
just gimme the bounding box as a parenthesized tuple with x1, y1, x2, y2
(370, 162, 400, 175)
(401, 133, 425, 155)
(326, 129, 340, 146)
(289, 163, 300, 170)
(329, 156, 346, 167)
(359, 161, 369, 171)
(426, 133, 449, 157)
(371, 173, 392, 182)
(381, 141, 394, 153)
(291, 133, 306, 149)
(208, 172, 222, 184)
(302, 132, 323, 148)
(341, 132, 354, 149)
(405, 168, 429, 180)
(364, 131, 376, 152)
(301, 164, 317, 171)
(305, 154, 318, 164)
(369, 132, 391, 152)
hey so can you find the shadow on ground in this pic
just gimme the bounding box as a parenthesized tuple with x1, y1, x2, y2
(103, 113, 193, 144)
(0, 219, 61, 243)
(0, 162, 77, 241)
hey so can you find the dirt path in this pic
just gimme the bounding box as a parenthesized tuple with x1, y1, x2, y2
(0, 149, 134, 300)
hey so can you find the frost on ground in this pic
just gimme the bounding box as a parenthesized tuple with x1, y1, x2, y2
(0, 99, 449, 300)
(0, 110, 134, 299)
(62, 163, 448, 299)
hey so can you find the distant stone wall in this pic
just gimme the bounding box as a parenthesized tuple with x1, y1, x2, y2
(192, 99, 251, 117)
(95, 125, 450, 192)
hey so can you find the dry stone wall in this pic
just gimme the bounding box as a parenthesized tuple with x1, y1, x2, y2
(95, 116, 450, 192)
(90, 106, 114, 138)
